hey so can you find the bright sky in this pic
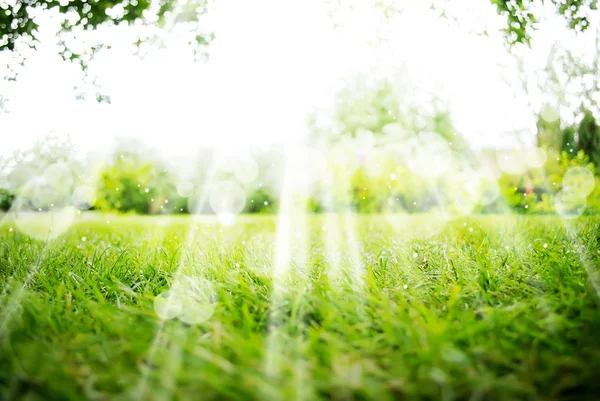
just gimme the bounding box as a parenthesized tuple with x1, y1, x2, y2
(0, 0, 595, 158)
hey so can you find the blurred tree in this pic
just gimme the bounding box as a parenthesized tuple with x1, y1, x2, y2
(496, 148, 599, 214)
(96, 153, 155, 213)
(0, 188, 13, 210)
(0, 135, 83, 193)
(244, 187, 277, 213)
(577, 109, 600, 167)
(529, 34, 600, 151)
(553, 109, 600, 167)
(307, 74, 471, 213)
(95, 144, 187, 214)
(327, 77, 405, 138)
(561, 125, 577, 155)
(312, 75, 468, 151)
(536, 113, 562, 150)
(543, 38, 600, 119)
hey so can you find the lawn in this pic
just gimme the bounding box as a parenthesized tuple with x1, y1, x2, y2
(1, 214, 600, 400)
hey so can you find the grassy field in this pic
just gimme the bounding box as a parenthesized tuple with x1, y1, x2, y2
(1, 213, 600, 401)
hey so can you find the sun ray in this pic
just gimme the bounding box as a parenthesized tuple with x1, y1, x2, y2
(131, 155, 220, 399)
(0, 237, 51, 332)
(0, 144, 115, 334)
(0, 189, 80, 332)
(562, 221, 600, 299)
(263, 142, 314, 400)
(323, 211, 344, 288)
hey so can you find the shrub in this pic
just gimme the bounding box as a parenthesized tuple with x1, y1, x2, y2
(0, 188, 13, 211)
(244, 188, 277, 213)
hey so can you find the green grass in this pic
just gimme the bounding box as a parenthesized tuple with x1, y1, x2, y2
(1, 214, 600, 400)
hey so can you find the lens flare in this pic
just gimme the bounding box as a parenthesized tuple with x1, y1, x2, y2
(525, 147, 547, 169)
(288, 146, 328, 189)
(72, 185, 97, 210)
(154, 275, 216, 323)
(43, 162, 74, 194)
(562, 167, 595, 198)
(154, 291, 183, 320)
(12, 205, 77, 241)
(176, 181, 194, 197)
(496, 150, 529, 175)
(234, 156, 260, 183)
(208, 180, 246, 219)
(472, 170, 500, 206)
(554, 190, 587, 218)
(11, 168, 77, 240)
(175, 275, 217, 325)
(404, 132, 452, 178)
(540, 105, 560, 123)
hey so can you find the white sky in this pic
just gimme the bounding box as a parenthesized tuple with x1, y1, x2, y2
(0, 0, 595, 158)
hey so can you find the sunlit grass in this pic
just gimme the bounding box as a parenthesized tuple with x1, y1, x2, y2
(1, 214, 600, 400)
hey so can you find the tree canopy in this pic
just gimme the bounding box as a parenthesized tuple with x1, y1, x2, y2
(491, 0, 597, 45)
(0, 0, 597, 56)
(1, 0, 149, 51)
(310, 75, 469, 153)
(0, 0, 210, 52)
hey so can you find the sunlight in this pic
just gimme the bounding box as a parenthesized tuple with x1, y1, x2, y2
(137, 156, 220, 399)
(0, 240, 50, 332)
(1, 0, 600, 399)
(322, 212, 344, 287)
(264, 141, 311, 391)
